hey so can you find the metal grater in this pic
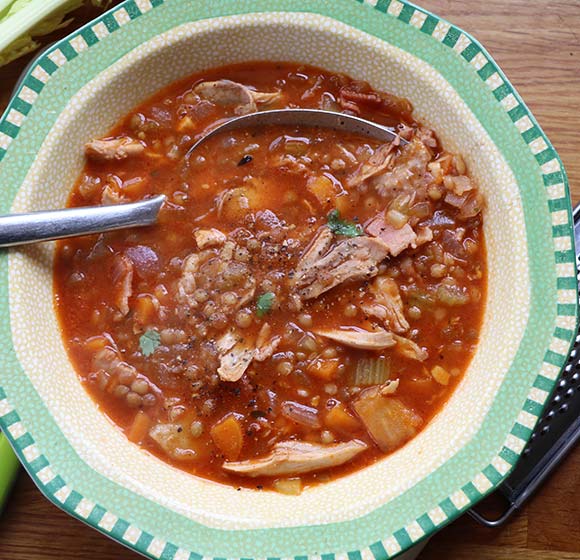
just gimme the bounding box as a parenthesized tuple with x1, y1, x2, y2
(468, 204, 580, 527)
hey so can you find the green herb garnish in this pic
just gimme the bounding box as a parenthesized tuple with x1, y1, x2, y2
(327, 209, 363, 237)
(256, 292, 275, 317)
(139, 329, 161, 357)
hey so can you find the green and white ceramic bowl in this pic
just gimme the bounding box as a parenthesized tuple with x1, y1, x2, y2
(0, 1, 576, 558)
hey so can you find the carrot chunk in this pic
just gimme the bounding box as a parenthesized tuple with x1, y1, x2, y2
(325, 404, 360, 434)
(128, 411, 151, 443)
(307, 358, 340, 381)
(307, 175, 336, 207)
(210, 413, 244, 461)
(134, 294, 158, 325)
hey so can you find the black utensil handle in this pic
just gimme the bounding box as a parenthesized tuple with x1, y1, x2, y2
(468, 204, 580, 527)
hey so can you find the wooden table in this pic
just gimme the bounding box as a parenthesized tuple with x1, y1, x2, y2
(0, 1, 579, 558)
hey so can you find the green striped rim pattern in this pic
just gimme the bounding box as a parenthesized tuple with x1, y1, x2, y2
(0, 0, 577, 558)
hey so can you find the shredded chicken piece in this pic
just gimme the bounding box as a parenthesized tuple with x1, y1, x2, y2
(337, 81, 412, 119)
(149, 423, 197, 461)
(194, 80, 280, 116)
(214, 264, 256, 309)
(216, 330, 238, 354)
(250, 90, 281, 105)
(255, 338, 280, 362)
(294, 236, 390, 300)
(372, 138, 432, 199)
(112, 254, 133, 315)
(294, 227, 334, 277)
(416, 226, 433, 246)
(215, 325, 278, 378)
(194, 228, 226, 249)
(365, 217, 418, 257)
(444, 175, 473, 196)
(347, 142, 397, 187)
(101, 185, 126, 205)
(176, 253, 199, 303)
(223, 439, 367, 477)
(315, 328, 395, 350)
(236, 277, 257, 310)
(194, 80, 256, 115)
(393, 334, 428, 361)
(85, 136, 145, 161)
(416, 127, 437, 149)
(217, 338, 256, 382)
(379, 379, 400, 395)
(361, 276, 409, 333)
(353, 388, 422, 452)
(339, 87, 384, 114)
(254, 323, 281, 362)
(397, 123, 414, 141)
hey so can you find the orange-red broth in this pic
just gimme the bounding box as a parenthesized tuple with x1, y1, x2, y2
(54, 62, 485, 491)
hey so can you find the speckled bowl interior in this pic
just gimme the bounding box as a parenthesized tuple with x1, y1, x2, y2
(0, 2, 575, 559)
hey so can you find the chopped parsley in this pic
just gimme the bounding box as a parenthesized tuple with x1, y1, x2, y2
(139, 329, 161, 357)
(256, 292, 275, 317)
(327, 209, 363, 237)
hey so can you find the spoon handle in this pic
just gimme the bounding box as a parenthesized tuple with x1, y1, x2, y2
(0, 195, 165, 248)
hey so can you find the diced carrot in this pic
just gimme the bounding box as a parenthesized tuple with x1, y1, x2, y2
(431, 365, 450, 386)
(307, 175, 336, 207)
(122, 177, 147, 197)
(325, 404, 360, 434)
(405, 376, 437, 399)
(128, 411, 151, 443)
(144, 151, 164, 160)
(307, 358, 340, 381)
(134, 294, 158, 325)
(210, 413, 244, 461)
(176, 116, 195, 132)
(335, 194, 351, 214)
(85, 335, 108, 352)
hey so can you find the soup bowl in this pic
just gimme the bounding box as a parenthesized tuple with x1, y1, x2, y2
(0, 1, 576, 558)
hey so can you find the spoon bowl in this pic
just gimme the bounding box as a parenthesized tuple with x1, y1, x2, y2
(185, 108, 404, 159)
(0, 109, 403, 248)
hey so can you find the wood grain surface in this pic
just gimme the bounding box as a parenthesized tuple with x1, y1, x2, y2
(0, 1, 579, 559)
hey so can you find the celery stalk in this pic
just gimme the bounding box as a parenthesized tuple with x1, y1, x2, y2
(351, 356, 391, 386)
(0, 0, 84, 67)
(0, 432, 19, 511)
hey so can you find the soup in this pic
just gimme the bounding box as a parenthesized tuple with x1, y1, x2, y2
(54, 62, 485, 493)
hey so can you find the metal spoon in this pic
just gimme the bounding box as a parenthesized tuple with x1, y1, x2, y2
(0, 109, 403, 248)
